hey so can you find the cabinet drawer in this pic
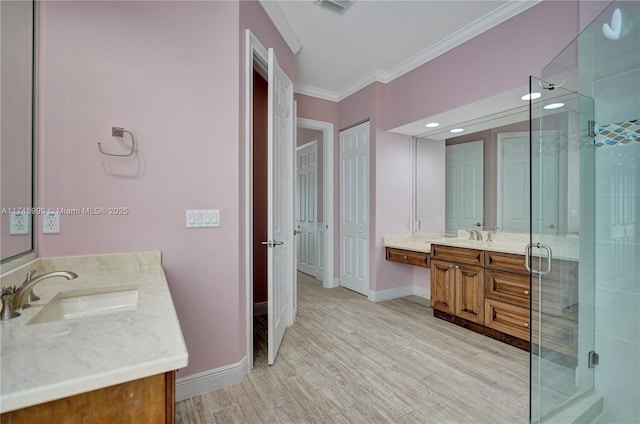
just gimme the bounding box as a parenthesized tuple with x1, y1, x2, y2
(386, 248, 430, 268)
(485, 269, 530, 307)
(485, 251, 527, 274)
(484, 298, 530, 341)
(430, 244, 483, 266)
(531, 311, 578, 359)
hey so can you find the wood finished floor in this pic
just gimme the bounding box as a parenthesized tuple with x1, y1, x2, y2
(176, 272, 529, 423)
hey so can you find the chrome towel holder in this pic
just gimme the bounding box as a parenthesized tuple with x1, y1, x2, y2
(97, 127, 136, 157)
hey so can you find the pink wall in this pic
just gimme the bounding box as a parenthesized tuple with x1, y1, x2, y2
(37, 1, 245, 380)
(372, 129, 413, 292)
(385, 0, 581, 130)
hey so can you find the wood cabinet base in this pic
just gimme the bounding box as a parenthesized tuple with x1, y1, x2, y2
(1, 371, 176, 424)
(434, 309, 530, 352)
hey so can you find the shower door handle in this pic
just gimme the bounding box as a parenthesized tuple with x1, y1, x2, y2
(525, 243, 553, 275)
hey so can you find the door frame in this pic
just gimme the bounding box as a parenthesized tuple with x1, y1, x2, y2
(244, 29, 296, 369)
(297, 117, 335, 289)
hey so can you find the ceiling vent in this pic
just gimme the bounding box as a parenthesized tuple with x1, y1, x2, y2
(314, 0, 355, 14)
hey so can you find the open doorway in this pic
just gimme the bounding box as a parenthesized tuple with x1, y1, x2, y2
(296, 118, 335, 289)
(244, 30, 295, 369)
(252, 69, 269, 366)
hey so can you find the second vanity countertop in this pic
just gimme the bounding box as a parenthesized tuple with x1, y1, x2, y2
(384, 232, 579, 261)
(0, 251, 188, 413)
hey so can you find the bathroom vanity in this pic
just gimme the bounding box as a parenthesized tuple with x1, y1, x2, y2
(385, 234, 579, 360)
(0, 252, 188, 423)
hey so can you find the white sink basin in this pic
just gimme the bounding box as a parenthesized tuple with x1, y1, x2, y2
(27, 284, 139, 325)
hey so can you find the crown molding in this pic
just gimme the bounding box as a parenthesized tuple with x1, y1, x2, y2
(258, 0, 302, 54)
(383, 0, 541, 83)
(336, 69, 387, 101)
(296, 0, 541, 103)
(294, 84, 340, 102)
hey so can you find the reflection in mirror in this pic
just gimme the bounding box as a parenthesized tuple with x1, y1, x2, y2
(1, 1, 35, 266)
(414, 101, 581, 236)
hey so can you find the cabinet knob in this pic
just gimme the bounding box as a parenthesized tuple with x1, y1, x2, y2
(449, 264, 454, 268)
(523, 323, 529, 328)
(455, 265, 460, 269)
(403, 255, 408, 259)
(524, 290, 529, 295)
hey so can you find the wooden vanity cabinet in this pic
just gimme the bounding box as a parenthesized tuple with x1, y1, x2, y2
(385, 247, 430, 268)
(1, 371, 176, 424)
(430, 245, 484, 325)
(431, 245, 579, 356)
(484, 251, 531, 341)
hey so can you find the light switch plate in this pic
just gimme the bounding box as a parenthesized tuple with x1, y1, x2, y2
(186, 210, 220, 228)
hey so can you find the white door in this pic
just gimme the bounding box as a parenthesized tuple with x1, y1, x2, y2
(267, 48, 294, 365)
(445, 141, 483, 233)
(498, 131, 560, 234)
(498, 133, 529, 233)
(296, 141, 318, 278)
(340, 121, 369, 296)
(532, 131, 560, 234)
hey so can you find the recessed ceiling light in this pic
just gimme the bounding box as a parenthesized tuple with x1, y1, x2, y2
(543, 102, 565, 110)
(425, 122, 440, 128)
(521, 92, 541, 101)
(450, 128, 464, 133)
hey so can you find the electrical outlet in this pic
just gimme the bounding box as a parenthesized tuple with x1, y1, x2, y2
(10, 212, 30, 235)
(43, 212, 60, 234)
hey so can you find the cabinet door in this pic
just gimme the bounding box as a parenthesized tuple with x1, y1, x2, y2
(455, 264, 484, 324)
(430, 259, 455, 315)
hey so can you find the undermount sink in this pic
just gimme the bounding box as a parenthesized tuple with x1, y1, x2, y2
(27, 284, 139, 325)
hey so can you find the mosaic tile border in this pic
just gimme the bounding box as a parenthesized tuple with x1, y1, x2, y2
(594, 119, 640, 148)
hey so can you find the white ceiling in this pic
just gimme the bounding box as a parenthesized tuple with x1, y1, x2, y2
(261, 0, 540, 102)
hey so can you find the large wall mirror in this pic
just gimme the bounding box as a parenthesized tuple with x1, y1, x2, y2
(1, 1, 36, 268)
(415, 99, 581, 236)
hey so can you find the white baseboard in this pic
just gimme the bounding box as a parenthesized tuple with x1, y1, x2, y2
(412, 285, 429, 299)
(369, 285, 430, 302)
(176, 356, 248, 401)
(253, 301, 268, 316)
(332, 277, 340, 288)
(369, 285, 413, 302)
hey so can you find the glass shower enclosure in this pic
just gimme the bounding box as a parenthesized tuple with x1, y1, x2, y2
(530, 2, 640, 423)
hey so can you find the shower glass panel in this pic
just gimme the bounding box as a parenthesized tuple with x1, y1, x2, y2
(529, 76, 595, 423)
(532, 2, 640, 423)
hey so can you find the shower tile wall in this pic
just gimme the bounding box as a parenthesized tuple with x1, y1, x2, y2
(581, 5, 640, 422)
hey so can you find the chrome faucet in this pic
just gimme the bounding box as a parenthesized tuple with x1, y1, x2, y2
(1, 270, 78, 320)
(469, 230, 483, 241)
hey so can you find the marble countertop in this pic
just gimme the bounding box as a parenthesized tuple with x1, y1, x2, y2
(0, 252, 188, 413)
(384, 232, 579, 261)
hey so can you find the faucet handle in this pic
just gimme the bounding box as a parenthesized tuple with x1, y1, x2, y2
(23, 270, 40, 302)
(1, 286, 20, 320)
(24, 269, 37, 282)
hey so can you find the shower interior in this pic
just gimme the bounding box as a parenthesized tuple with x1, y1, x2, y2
(530, 2, 640, 423)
